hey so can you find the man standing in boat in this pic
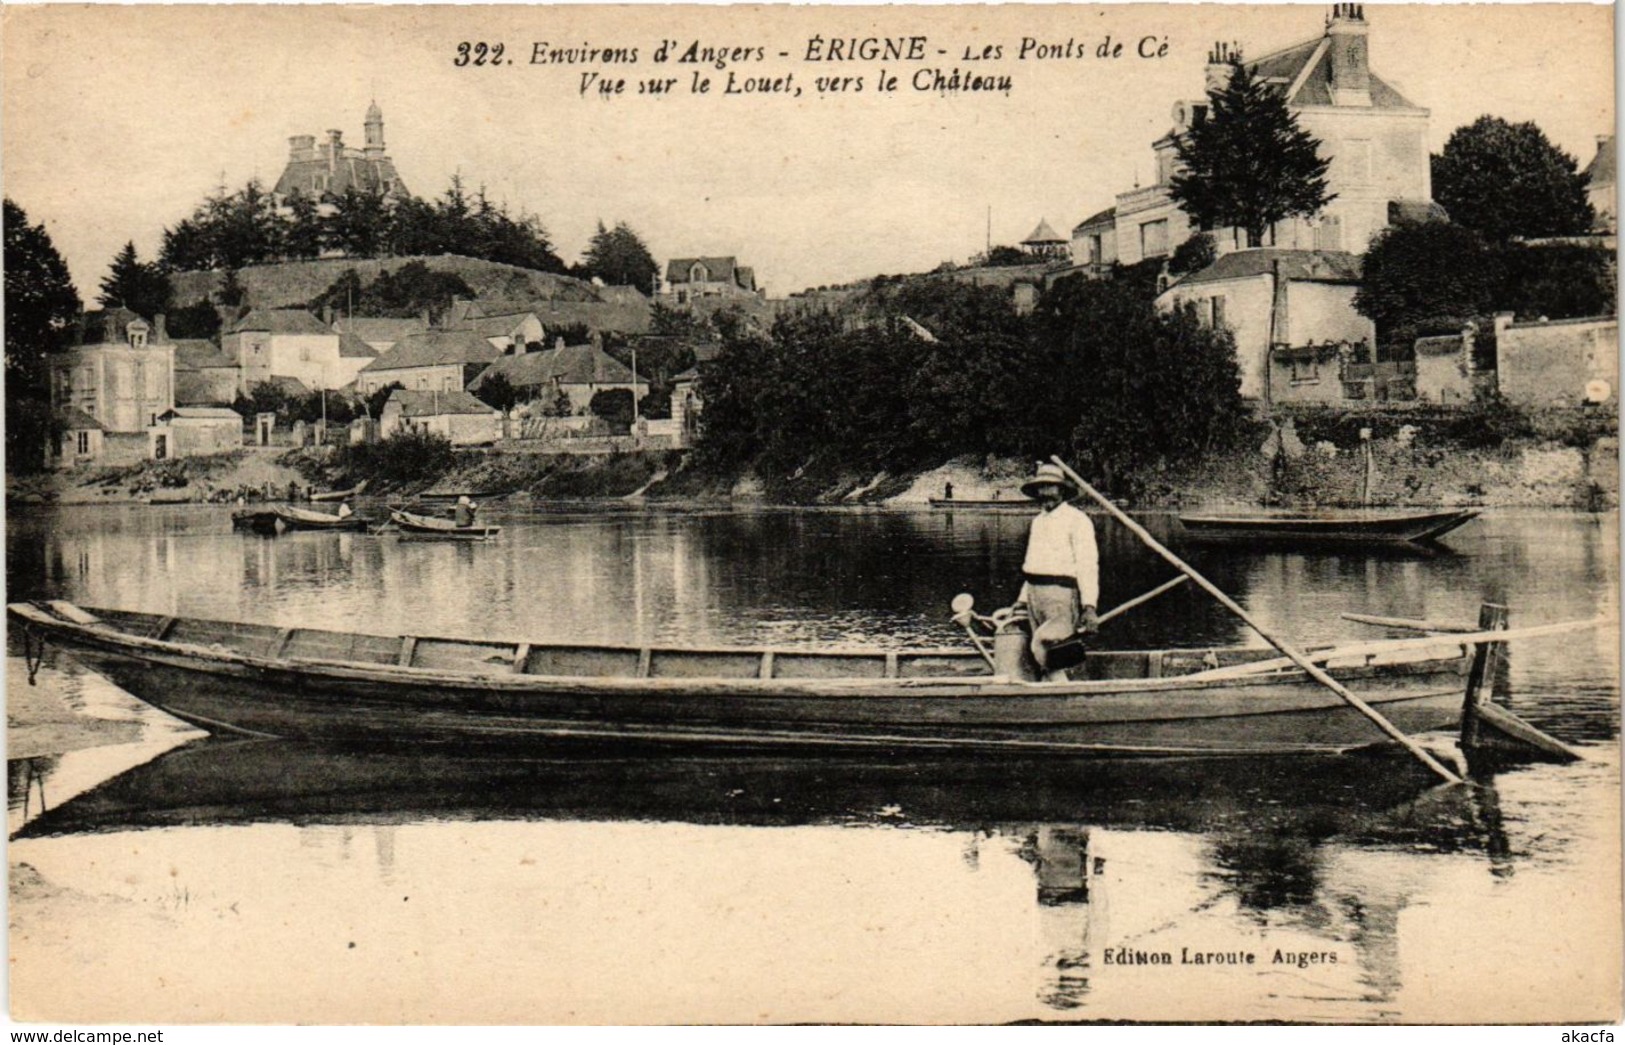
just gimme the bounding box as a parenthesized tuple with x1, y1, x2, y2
(1016, 462, 1099, 678)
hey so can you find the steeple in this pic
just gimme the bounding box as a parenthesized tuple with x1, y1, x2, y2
(364, 100, 385, 156)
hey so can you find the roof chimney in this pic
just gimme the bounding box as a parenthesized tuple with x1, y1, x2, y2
(327, 129, 343, 174)
(1326, 4, 1372, 106)
(102, 314, 118, 345)
(1205, 41, 1241, 93)
(153, 313, 168, 343)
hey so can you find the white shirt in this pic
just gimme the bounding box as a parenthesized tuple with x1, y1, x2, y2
(1021, 501, 1099, 608)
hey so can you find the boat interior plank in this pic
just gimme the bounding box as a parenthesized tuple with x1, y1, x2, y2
(774, 652, 888, 679)
(648, 650, 762, 679)
(283, 628, 402, 666)
(523, 646, 642, 678)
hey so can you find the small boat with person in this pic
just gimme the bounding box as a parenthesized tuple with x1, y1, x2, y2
(388, 507, 501, 541)
(232, 504, 367, 534)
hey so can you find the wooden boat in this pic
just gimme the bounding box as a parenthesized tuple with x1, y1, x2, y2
(1178, 508, 1480, 547)
(390, 508, 501, 541)
(310, 480, 368, 503)
(9, 599, 1498, 757)
(928, 496, 1029, 510)
(234, 505, 367, 534)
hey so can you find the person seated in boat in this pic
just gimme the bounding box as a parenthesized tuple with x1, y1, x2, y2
(1015, 463, 1099, 680)
(453, 495, 479, 528)
(336, 501, 353, 519)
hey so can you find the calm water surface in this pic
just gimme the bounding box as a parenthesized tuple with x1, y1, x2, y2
(5, 504, 1620, 1023)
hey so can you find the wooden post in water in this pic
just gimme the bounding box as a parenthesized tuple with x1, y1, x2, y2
(1049, 455, 1465, 786)
(1459, 603, 1509, 751)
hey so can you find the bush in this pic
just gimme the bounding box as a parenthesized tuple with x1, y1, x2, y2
(334, 429, 455, 485)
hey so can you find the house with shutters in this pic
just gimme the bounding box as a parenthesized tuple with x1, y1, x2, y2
(662, 257, 761, 305)
(51, 310, 176, 434)
(1082, 5, 1433, 270)
(356, 330, 501, 396)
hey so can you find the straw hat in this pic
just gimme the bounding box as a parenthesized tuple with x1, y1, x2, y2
(1019, 463, 1076, 499)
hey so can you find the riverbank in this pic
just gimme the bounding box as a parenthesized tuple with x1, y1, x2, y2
(11, 421, 1617, 511)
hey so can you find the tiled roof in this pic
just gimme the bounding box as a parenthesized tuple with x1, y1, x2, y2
(172, 340, 232, 370)
(1246, 33, 1418, 110)
(229, 309, 334, 336)
(1022, 219, 1065, 245)
(175, 372, 233, 407)
(264, 375, 312, 398)
(332, 316, 428, 343)
(666, 256, 741, 285)
(1170, 249, 1362, 288)
(337, 331, 379, 359)
(360, 331, 501, 372)
(1072, 207, 1117, 234)
(470, 344, 640, 391)
(462, 313, 540, 339)
(56, 406, 104, 431)
(385, 388, 497, 417)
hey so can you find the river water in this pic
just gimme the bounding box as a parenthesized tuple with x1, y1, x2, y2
(5, 504, 1620, 1024)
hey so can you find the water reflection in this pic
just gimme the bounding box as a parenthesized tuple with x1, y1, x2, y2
(5, 505, 1619, 1023)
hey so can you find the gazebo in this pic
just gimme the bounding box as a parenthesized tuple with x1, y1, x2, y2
(1021, 219, 1068, 259)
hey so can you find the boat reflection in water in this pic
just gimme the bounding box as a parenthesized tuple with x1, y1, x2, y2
(13, 736, 1527, 1019)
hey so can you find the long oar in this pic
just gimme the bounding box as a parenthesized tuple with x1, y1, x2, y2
(1097, 575, 1189, 626)
(1050, 456, 1464, 785)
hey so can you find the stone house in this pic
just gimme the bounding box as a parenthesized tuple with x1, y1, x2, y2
(1069, 207, 1118, 274)
(355, 330, 501, 396)
(379, 388, 501, 445)
(467, 340, 648, 414)
(51, 311, 175, 433)
(223, 309, 371, 393)
(1156, 249, 1373, 402)
(151, 407, 244, 459)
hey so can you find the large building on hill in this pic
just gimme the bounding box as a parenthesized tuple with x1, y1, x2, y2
(274, 102, 408, 199)
(1078, 4, 1433, 270)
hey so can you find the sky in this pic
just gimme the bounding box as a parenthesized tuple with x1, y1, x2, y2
(2, 3, 1615, 300)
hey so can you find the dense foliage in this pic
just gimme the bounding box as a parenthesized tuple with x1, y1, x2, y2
(1355, 223, 1503, 345)
(160, 176, 566, 273)
(1170, 59, 1334, 247)
(334, 429, 456, 485)
(693, 272, 1247, 494)
(1431, 117, 1594, 243)
(577, 221, 659, 291)
(4, 199, 82, 471)
(306, 263, 475, 324)
(98, 242, 173, 317)
(1357, 222, 1615, 346)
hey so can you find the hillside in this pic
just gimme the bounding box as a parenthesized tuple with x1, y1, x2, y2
(169, 254, 606, 311)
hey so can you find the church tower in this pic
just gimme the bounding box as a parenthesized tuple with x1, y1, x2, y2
(364, 100, 385, 159)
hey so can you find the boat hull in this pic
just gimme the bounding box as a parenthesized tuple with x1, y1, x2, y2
(1179, 509, 1479, 546)
(15, 603, 1470, 757)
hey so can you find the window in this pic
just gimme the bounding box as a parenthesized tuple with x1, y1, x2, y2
(1089, 234, 1104, 264)
(1314, 215, 1343, 252)
(1140, 219, 1169, 258)
(1290, 357, 1320, 384)
(76, 431, 90, 455)
(1209, 295, 1227, 330)
(300, 345, 311, 362)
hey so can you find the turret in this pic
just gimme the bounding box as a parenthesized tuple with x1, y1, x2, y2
(1205, 41, 1241, 93)
(364, 100, 385, 158)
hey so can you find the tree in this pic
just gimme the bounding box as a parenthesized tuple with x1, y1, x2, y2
(589, 388, 636, 431)
(326, 186, 394, 259)
(980, 245, 1032, 267)
(1495, 243, 1616, 321)
(1170, 58, 1334, 248)
(5, 199, 82, 471)
(1355, 222, 1503, 345)
(475, 372, 523, 413)
(1168, 233, 1217, 276)
(281, 191, 325, 260)
(98, 242, 172, 316)
(1432, 117, 1593, 243)
(579, 221, 659, 291)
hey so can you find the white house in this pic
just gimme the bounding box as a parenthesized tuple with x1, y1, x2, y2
(51, 310, 175, 433)
(223, 309, 358, 393)
(151, 407, 244, 459)
(1156, 249, 1372, 401)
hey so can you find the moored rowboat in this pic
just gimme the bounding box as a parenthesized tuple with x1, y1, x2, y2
(10, 600, 1492, 757)
(389, 509, 501, 541)
(233, 505, 368, 534)
(1178, 508, 1480, 547)
(310, 479, 368, 503)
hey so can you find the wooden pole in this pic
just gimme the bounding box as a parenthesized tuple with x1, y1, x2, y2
(1049, 456, 1464, 785)
(1460, 603, 1507, 751)
(1097, 576, 1189, 626)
